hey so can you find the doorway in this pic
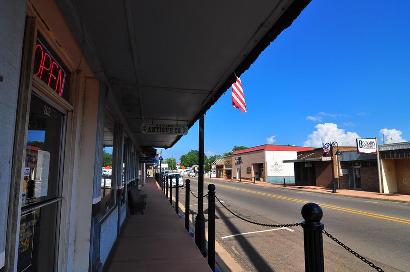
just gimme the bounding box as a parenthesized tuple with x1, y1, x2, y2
(351, 167, 362, 189)
(17, 94, 65, 272)
(253, 163, 264, 181)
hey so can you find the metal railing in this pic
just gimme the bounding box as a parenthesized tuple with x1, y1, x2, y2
(157, 177, 384, 272)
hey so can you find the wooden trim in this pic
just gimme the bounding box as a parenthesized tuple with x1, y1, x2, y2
(5, 16, 37, 272)
(56, 69, 84, 272)
(32, 77, 74, 112)
(27, 1, 76, 72)
(21, 197, 63, 215)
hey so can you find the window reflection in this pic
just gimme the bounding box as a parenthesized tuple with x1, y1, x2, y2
(21, 95, 63, 206)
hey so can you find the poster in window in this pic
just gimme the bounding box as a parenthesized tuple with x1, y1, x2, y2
(17, 212, 39, 271)
(34, 150, 50, 198)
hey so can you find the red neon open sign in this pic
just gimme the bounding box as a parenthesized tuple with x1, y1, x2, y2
(33, 37, 68, 98)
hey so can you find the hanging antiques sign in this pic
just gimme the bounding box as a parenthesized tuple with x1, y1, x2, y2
(356, 138, 377, 154)
(141, 123, 188, 135)
(33, 34, 70, 100)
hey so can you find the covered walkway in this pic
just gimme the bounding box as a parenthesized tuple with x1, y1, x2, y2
(104, 178, 210, 272)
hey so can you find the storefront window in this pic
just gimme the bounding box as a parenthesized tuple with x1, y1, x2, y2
(21, 95, 64, 206)
(18, 94, 65, 271)
(101, 114, 116, 212)
(101, 146, 113, 199)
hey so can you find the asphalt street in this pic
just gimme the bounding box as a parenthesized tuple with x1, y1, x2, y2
(170, 177, 410, 272)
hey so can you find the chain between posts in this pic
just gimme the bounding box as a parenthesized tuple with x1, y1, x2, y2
(215, 195, 301, 228)
(322, 230, 384, 272)
(187, 184, 384, 272)
(190, 189, 207, 199)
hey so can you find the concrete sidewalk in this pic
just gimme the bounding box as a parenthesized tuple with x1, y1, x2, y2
(210, 178, 410, 203)
(104, 178, 210, 272)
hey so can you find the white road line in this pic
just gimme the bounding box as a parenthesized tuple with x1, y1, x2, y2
(221, 227, 294, 240)
(364, 200, 379, 204)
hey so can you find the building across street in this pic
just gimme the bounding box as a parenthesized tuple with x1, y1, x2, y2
(230, 144, 313, 184)
(379, 142, 410, 194)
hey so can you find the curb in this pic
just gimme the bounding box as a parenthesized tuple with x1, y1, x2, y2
(157, 182, 245, 272)
(277, 186, 410, 205)
(206, 177, 410, 205)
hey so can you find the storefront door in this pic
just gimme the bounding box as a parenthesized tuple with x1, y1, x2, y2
(352, 167, 361, 189)
(17, 94, 65, 272)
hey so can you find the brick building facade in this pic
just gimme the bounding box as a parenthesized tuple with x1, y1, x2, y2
(287, 147, 379, 191)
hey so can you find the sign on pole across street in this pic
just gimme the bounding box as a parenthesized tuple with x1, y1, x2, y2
(356, 138, 377, 154)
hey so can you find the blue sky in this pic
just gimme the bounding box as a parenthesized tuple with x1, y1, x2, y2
(162, 0, 410, 160)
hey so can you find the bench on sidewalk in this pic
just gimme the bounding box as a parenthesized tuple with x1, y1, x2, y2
(128, 186, 147, 215)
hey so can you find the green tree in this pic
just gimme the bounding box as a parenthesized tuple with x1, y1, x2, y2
(103, 151, 112, 167)
(232, 145, 248, 152)
(223, 145, 248, 157)
(165, 158, 177, 170)
(205, 155, 221, 172)
(180, 150, 200, 167)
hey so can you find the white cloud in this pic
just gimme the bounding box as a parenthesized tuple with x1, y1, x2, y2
(306, 112, 343, 123)
(266, 135, 276, 144)
(306, 115, 322, 122)
(205, 150, 216, 156)
(380, 128, 405, 144)
(304, 123, 360, 147)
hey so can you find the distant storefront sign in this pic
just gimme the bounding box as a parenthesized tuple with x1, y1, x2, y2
(141, 124, 188, 135)
(357, 138, 377, 154)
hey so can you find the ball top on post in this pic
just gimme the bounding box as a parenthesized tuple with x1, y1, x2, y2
(301, 203, 323, 222)
(208, 184, 215, 191)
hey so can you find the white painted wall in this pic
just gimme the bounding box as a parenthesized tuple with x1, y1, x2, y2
(381, 159, 398, 194)
(0, 0, 26, 269)
(265, 151, 297, 177)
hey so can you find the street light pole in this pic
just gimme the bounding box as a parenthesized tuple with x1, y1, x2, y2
(324, 142, 340, 193)
(236, 156, 242, 182)
(195, 115, 206, 256)
(239, 164, 242, 182)
(159, 158, 162, 177)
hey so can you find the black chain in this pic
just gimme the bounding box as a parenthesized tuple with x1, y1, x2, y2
(215, 195, 301, 228)
(190, 190, 198, 198)
(189, 189, 208, 199)
(323, 230, 384, 272)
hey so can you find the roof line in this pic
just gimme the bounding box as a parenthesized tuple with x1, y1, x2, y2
(169, 0, 311, 148)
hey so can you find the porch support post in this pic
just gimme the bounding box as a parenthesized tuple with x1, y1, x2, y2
(195, 115, 206, 256)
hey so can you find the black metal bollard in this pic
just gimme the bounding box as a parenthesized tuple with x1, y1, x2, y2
(166, 176, 169, 198)
(207, 184, 216, 271)
(185, 179, 190, 232)
(175, 177, 179, 215)
(301, 203, 324, 272)
(169, 176, 173, 205)
(283, 178, 286, 187)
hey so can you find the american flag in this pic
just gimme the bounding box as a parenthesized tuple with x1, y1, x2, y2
(231, 76, 247, 112)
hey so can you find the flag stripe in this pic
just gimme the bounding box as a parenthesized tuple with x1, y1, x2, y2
(232, 93, 245, 109)
(232, 89, 245, 105)
(232, 84, 245, 102)
(233, 81, 244, 94)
